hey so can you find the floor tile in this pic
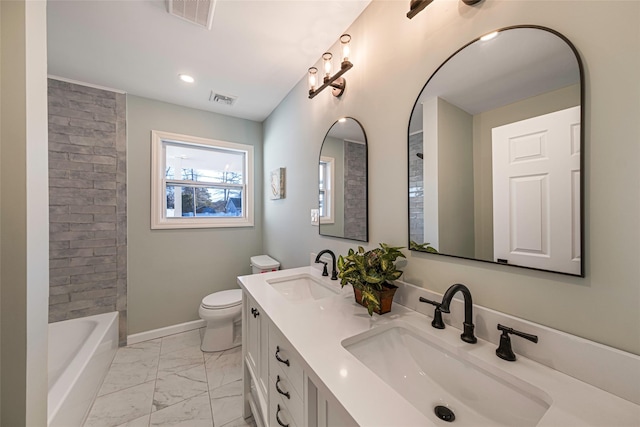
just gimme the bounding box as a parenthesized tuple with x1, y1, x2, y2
(221, 416, 257, 427)
(210, 380, 243, 427)
(153, 364, 208, 412)
(205, 346, 242, 390)
(99, 341, 161, 396)
(84, 381, 155, 427)
(157, 345, 205, 378)
(161, 329, 203, 355)
(114, 414, 150, 427)
(149, 393, 213, 427)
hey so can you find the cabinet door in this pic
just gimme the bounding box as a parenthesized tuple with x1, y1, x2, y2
(243, 293, 269, 425)
(245, 295, 260, 377)
(310, 379, 358, 427)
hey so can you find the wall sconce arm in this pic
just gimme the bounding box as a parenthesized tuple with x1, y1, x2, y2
(309, 61, 353, 99)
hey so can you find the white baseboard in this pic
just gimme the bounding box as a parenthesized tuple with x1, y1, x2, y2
(127, 319, 206, 345)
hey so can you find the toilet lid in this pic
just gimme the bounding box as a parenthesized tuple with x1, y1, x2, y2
(202, 289, 242, 309)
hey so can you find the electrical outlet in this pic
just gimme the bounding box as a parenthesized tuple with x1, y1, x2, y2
(310, 209, 319, 226)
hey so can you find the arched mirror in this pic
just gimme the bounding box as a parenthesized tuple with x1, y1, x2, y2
(319, 117, 368, 242)
(408, 25, 584, 276)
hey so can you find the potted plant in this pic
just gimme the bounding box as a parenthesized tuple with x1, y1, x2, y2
(337, 243, 406, 316)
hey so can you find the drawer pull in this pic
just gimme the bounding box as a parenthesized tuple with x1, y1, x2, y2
(275, 375, 290, 399)
(275, 346, 290, 366)
(276, 404, 289, 427)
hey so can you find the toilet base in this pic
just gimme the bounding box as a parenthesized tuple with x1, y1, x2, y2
(201, 320, 241, 352)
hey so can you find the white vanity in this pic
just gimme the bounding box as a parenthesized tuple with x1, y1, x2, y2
(239, 266, 640, 427)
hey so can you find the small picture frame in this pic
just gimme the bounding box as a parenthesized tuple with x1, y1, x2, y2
(270, 168, 285, 200)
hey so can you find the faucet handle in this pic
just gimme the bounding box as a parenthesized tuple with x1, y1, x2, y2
(419, 297, 445, 329)
(496, 324, 538, 361)
(316, 260, 328, 276)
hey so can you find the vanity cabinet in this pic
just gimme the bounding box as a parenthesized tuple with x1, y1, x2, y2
(243, 293, 270, 426)
(242, 288, 356, 427)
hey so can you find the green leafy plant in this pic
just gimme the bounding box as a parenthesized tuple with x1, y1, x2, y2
(337, 243, 406, 315)
(409, 240, 439, 253)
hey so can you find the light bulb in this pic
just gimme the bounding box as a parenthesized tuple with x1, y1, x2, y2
(322, 52, 333, 78)
(340, 34, 351, 63)
(308, 67, 318, 91)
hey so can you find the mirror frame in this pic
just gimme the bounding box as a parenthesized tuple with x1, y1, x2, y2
(319, 117, 369, 242)
(407, 25, 585, 277)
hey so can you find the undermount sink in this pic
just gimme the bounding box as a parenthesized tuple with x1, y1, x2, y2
(266, 273, 339, 302)
(342, 322, 551, 426)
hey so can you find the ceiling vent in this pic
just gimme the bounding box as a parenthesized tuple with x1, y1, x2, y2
(209, 92, 237, 107)
(167, 0, 216, 30)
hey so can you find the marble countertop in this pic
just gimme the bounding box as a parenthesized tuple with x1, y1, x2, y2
(238, 266, 640, 426)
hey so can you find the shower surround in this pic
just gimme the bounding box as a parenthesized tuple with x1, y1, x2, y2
(47, 79, 127, 345)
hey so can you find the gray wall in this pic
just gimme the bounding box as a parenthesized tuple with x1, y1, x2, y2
(437, 98, 474, 257)
(47, 79, 128, 345)
(127, 95, 263, 335)
(263, 1, 640, 355)
(0, 1, 49, 424)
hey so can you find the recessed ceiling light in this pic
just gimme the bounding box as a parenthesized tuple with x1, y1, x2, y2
(178, 74, 195, 83)
(480, 31, 499, 42)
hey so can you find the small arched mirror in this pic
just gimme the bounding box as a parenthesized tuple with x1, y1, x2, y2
(408, 25, 584, 276)
(319, 117, 368, 242)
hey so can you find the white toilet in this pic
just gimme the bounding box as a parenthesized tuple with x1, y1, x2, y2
(199, 255, 280, 352)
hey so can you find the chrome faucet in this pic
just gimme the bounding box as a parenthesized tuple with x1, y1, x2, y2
(420, 283, 477, 343)
(315, 250, 338, 280)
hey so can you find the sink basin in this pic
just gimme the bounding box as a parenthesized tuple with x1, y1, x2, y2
(266, 274, 339, 302)
(342, 322, 551, 426)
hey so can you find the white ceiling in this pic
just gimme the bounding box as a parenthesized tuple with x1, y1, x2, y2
(47, 0, 371, 122)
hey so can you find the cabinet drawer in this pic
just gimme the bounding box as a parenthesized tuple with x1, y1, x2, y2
(269, 326, 304, 397)
(270, 374, 303, 427)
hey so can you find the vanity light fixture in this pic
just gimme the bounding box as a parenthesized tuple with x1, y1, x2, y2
(407, 0, 482, 19)
(308, 34, 353, 99)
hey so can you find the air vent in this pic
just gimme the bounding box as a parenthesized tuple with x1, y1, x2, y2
(167, 0, 216, 30)
(209, 92, 237, 107)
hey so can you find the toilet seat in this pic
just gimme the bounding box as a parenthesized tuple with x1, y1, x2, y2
(201, 289, 242, 310)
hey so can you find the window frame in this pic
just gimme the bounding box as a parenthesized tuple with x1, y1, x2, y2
(151, 130, 254, 229)
(319, 156, 335, 224)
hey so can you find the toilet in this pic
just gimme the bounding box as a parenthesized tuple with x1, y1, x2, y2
(199, 255, 280, 352)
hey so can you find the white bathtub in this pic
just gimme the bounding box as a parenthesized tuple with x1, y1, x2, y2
(48, 312, 118, 427)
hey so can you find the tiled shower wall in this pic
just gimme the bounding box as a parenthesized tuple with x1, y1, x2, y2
(47, 79, 127, 345)
(343, 140, 367, 241)
(409, 132, 424, 244)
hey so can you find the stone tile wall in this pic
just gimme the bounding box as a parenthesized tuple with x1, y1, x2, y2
(409, 132, 424, 244)
(343, 141, 367, 241)
(47, 79, 127, 345)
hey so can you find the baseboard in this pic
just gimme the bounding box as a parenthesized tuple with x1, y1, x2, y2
(127, 319, 206, 345)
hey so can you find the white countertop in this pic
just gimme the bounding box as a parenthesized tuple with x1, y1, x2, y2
(238, 266, 640, 426)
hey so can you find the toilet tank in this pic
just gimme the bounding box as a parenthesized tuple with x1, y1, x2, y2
(250, 255, 280, 274)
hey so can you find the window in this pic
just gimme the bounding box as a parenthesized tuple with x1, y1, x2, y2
(151, 131, 254, 229)
(319, 156, 334, 224)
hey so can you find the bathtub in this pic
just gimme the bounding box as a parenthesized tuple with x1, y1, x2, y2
(48, 312, 118, 427)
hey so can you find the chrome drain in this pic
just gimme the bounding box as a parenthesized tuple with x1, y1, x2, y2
(434, 405, 455, 422)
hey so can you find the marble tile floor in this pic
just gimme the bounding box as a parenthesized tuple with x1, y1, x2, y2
(84, 328, 255, 427)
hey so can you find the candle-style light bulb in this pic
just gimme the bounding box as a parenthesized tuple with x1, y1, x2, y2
(340, 34, 351, 64)
(308, 67, 318, 92)
(322, 52, 333, 79)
